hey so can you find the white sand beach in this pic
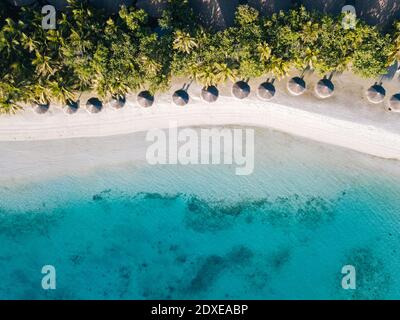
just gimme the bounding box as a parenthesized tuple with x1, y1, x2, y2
(1, 72, 400, 163)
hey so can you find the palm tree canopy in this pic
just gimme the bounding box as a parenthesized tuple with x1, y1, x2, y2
(388, 94, 400, 112)
(86, 97, 103, 113)
(173, 30, 198, 54)
(315, 78, 334, 98)
(63, 100, 79, 114)
(258, 82, 276, 100)
(2, 4, 397, 114)
(201, 86, 219, 103)
(232, 81, 250, 99)
(173, 89, 189, 106)
(366, 84, 386, 103)
(137, 90, 154, 108)
(287, 77, 306, 96)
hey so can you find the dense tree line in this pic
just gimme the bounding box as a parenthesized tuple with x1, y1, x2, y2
(0, 0, 399, 113)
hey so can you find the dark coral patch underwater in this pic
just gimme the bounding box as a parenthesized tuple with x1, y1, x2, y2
(336, 247, 392, 300)
(0, 207, 66, 238)
(87, 190, 343, 233)
(182, 193, 342, 232)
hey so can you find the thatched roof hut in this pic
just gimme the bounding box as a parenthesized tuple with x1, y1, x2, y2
(109, 96, 126, 109)
(315, 78, 335, 98)
(366, 84, 385, 103)
(86, 97, 103, 113)
(137, 91, 154, 108)
(257, 82, 276, 101)
(173, 89, 189, 106)
(287, 77, 306, 96)
(32, 102, 49, 114)
(387, 94, 400, 112)
(63, 100, 79, 115)
(201, 86, 219, 103)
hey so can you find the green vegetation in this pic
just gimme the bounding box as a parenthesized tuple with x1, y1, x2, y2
(0, 0, 398, 113)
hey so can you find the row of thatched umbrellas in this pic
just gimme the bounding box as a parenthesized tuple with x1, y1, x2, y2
(32, 90, 155, 115)
(288, 77, 400, 112)
(283, 77, 400, 112)
(32, 77, 400, 114)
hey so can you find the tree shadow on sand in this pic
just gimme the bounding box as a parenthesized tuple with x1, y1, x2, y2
(356, 0, 400, 31)
(189, 0, 240, 31)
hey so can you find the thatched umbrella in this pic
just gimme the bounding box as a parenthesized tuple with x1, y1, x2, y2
(287, 77, 306, 96)
(173, 89, 189, 106)
(63, 100, 79, 115)
(387, 94, 400, 112)
(366, 84, 385, 104)
(109, 96, 126, 109)
(201, 86, 219, 103)
(315, 78, 335, 99)
(232, 81, 250, 99)
(86, 97, 103, 113)
(257, 82, 276, 101)
(32, 102, 49, 114)
(137, 91, 154, 108)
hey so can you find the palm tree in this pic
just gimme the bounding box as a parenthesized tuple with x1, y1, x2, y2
(0, 83, 22, 114)
(139, 55, 161, 77)
(32, 51, 54, 77)
(26, 83, 51, 106)
(0, 18, 23, 57)
(47, 80, 76, 105)
(20, 32, 39, 52)
(301, 21, 320, 44)
(192, 61, 236, 87)
(268, 56, 290, 79)
(173, 30, 198, 54)
(193, 65, 217, 87)
(0, 98, 21, 114)
(302, 47, 319, 70)
(257, 42, 271, 62)
(214, 63, 237, 84)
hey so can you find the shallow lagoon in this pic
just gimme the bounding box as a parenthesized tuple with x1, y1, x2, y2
(0, 128, 400, 299)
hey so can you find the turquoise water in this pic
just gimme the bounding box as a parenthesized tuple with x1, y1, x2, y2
(0, 128, 400, 299)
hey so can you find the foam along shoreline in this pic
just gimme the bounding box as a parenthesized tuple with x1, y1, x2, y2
(1, 73, 400, 161)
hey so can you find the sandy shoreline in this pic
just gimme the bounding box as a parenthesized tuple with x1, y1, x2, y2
(1, 72, 400, 162)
